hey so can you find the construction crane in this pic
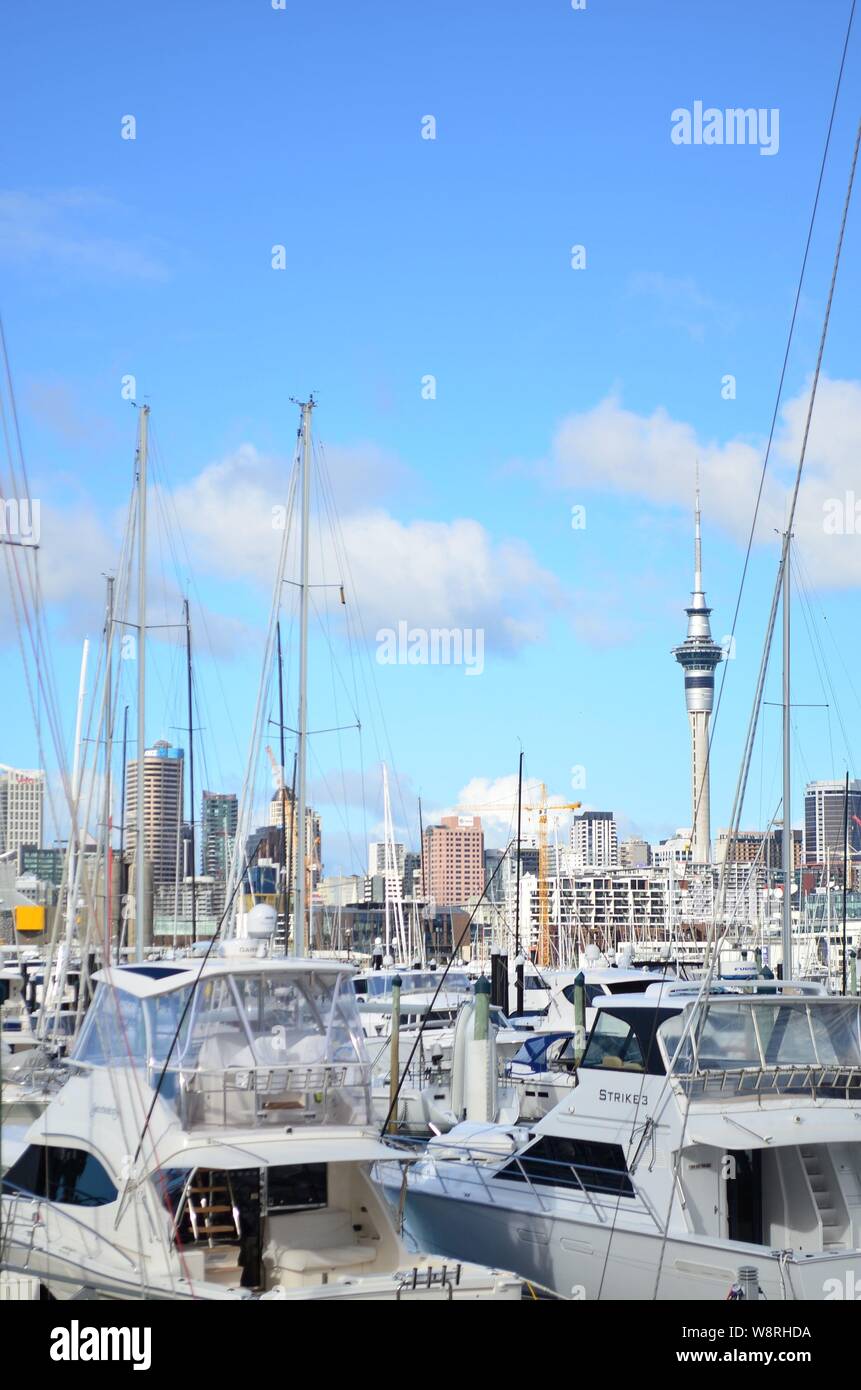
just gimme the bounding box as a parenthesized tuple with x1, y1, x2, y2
(523, 785, 582, 967)
(264, 745, 283, 790)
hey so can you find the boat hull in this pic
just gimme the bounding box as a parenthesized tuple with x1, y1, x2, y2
(392, 1182, 861, 1301)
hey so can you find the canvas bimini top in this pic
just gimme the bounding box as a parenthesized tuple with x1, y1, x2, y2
(70, 956, 372, 1130)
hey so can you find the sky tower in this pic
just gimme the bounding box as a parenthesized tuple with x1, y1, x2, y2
(672, 479, 723, 865)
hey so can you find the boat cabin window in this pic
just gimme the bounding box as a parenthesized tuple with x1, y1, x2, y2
(3, 1144, 117, 1207)
(398, 1009, 456, 1028)
(74, 985, 149, 1067)
(605, 979, 659, 995)
(562, 982, 607, 1008)
(580, 1007, 677, 1076)
(353, 971, 469, 998)
(496, 1135, 634, 1198)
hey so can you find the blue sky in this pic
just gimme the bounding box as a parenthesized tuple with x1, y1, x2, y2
(2, 0, 860, 872)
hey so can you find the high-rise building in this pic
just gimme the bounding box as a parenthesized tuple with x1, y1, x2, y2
(714, 827, 803, 871)
(570, 811, 618, 868)
(804, 780, 861, 867)
(124, 741, 184, 888)
(402, 850, 421, 899)
(265, 788, 322, 884)
(17, 844, 65, 887)
(483, 847, 506, 904)
(0, 765, 44, 854)
(367, 840, 406, 907)
(368, 841, 405, 878)
(651, 830, 692, 867)
(672, 482, 723, 864)
(422, 815, 485, 907)
(620, 836, 651, 868)
(201, 791, 238, 880)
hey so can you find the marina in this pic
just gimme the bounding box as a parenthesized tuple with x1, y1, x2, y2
(2, 3, 861, 1364)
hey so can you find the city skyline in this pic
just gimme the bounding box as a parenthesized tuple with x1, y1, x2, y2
(2, 3, 859, 882)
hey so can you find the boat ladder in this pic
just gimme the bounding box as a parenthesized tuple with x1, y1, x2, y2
(183, 1170, 241, 1247)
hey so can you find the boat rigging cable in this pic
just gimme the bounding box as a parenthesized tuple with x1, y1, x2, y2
(594, 21, 861, 1298)
(713, 107, 861, 943)
(649, 110, 861, 1297)
(681, 0, 858, 908)
(379, 839, 517, 1136)
(592, 811, 782, 1302)
(127, 836, 267, 1170)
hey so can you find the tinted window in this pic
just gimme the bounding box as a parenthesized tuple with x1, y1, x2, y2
(580, 1008, 676, 1076)
(3, 1144, 117, 1206)
(562, 983, 606, 1008)
(580, 1011, 645, 1071)
(496, 1135, 633, 1197)
(266, 1163, 327, 1211)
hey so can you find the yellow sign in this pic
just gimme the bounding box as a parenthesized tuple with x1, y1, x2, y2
(14, 904, 45, 933)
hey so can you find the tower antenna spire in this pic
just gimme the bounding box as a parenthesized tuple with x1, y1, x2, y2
(673, 464, 723, 865)
(694, 460, 702, 591)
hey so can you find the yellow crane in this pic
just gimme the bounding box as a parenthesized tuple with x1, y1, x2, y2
(523, 786, 582, 967)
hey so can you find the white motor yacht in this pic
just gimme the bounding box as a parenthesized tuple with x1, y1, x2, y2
(0, 949, 522, 1301)
(380, 979, 861, 1300)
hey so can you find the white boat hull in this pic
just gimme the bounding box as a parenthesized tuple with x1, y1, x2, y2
(392, 1182, 861, 1301)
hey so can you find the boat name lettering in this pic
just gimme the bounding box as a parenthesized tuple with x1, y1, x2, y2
(598, 1089, 648, 1106)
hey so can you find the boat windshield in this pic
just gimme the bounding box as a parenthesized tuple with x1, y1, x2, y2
(353, 971, 469, 997)
(73, 968, 372, 1128)
(660, 998, 861, 1075)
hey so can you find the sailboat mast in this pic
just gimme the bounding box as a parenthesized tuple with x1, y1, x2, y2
(276, 619, 287, 943)
(294, 396, 314, 956)
(841, 770, 849, 995)
(135, 403, 149, 961)
(184, 598, 197, 945)
(102, 576, 114, 959)
(781, 531, 792, 981)
(514, 749, 523, 957)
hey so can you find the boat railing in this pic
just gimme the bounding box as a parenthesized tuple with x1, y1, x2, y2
(380, 1137, 663, 1228)
(173, 1060, 374, 1129)
(0, 1186, 139, 1271)
(672, 1063, 861, 1100)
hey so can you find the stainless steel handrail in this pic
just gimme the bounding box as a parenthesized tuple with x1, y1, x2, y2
(381, 1138, 659, 1226)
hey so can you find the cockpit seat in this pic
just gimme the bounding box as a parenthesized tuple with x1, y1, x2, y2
(263, 1207, 377, 1285)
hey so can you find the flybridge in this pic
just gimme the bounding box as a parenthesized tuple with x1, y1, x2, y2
(661, 995, 861, 1099)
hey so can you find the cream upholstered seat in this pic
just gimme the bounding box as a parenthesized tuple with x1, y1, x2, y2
(263, 1207, 377, 1280)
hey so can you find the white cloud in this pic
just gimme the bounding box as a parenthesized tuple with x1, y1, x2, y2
(0, 190, 168, 281)
(430, 774, 583, 846)
(627, 270, 739, 339)
(0, 495, 252, 658)
(168, 444, 566, 655)
(548, 376, 861, 589)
